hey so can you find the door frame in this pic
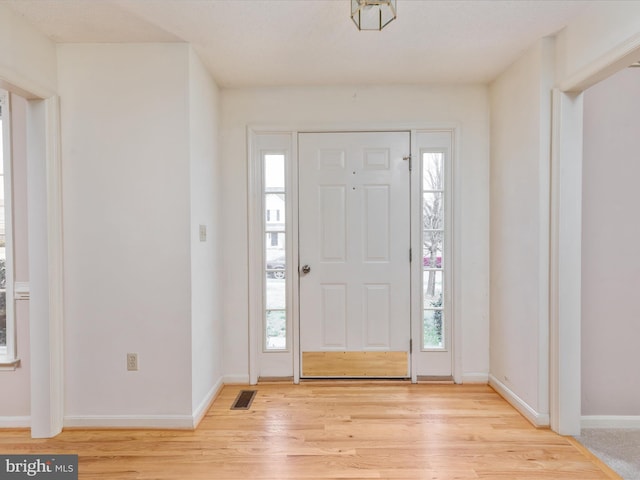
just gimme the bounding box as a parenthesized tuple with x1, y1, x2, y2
(0, 78, 65, 437)
(549, 40, 640, 436)
(248, 124, 461, 385)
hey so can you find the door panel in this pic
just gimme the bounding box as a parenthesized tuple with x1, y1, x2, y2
(320, 284, 347, 348)
(319, 186, 346, 261)
(299, 131, 411, 377)
(363, 284, 390, 347)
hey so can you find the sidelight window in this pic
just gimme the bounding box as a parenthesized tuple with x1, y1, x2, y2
(422, 151, 446, 350)
(264, 154, 287, 350)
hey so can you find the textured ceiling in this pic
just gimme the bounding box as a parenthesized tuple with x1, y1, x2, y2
(3, 0, 600, 87)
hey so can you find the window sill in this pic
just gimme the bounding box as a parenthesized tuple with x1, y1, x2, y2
(0, 358, 21, 371)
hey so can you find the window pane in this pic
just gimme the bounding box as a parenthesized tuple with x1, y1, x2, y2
(422, 150, 446, 352)
(422, 152, 444, 191)
(263, 152, 287, 352)
(423, 234, 443, 268)
(266, 275, 286, 309)
(265, 234, 285, 269)
(423, 192, 443, 230)
(423, 270, 443, 308)
(423, 309, 444, 349)
(266, 310, 286, 350)
(265, 154, 285, 190)
(265, 193, 285, 230)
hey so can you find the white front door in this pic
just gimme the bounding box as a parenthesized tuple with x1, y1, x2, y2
(298, 132, 411, 377)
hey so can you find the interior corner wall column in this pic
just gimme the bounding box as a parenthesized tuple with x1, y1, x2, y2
(27, 95, 64, 438)
(549, 88, 583, 436)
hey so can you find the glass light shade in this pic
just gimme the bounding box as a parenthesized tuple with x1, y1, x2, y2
(351, 0, 397, 31)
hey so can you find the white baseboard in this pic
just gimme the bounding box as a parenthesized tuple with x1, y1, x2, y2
(0, 416, 30, 428)
(192, 378, 224, 428)
(489, 374, 550, 427)
(64, 414, 194, 429)
(461, 373, 489, 384)
(63, 377, 229, 430)
(223, 374, 250, 384)
(582, 415, 640, 429)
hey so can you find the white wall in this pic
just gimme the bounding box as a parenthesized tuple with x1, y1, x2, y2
(0, 5, 57, 97)
(58, 44, 194, 422)
(582, 67, 640, 416)
(188, 49, 224, 417)
(220, 85, 490, 381)
(489, 38, 554, 425)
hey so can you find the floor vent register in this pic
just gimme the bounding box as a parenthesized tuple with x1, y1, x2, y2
(231, 390, 257, 410)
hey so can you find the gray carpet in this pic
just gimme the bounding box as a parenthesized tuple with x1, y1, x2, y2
(575, 429, 640, 479)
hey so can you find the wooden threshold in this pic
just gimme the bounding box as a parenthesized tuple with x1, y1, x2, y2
(417, 375, 455, 384)
(257, 376, 294, 383)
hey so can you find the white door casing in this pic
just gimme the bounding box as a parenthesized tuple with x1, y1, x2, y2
(411, 130, 454, 379)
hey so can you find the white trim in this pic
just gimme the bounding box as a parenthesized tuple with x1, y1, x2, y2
(0, 416, 30, 428)
(549, 89, 583, 436)
(46, 95, 65, 437)
(0, 67, 55, 101)
(64, 415, 194, 430)
(558, 30, 640, 93)
(461, 373, 489, 384)
(581, 416, 640, 429)
(27, 95, 65, 438)
(192, 378, 224, 428)
(250, 122, 462, 134)
(489, 375, 550, 428)
(247, 128, 261, 385)
(290, 133, 300, 384)
(223, 374, 250, 385)
(451, 128, 463, 385)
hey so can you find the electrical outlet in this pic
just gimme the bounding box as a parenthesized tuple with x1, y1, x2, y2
(199, 224, 207, 242)
(127, 353, 138, 371)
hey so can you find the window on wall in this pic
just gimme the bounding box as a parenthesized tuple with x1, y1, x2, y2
(264, 154, 287, 350)
(422, 151, 445, 350)
(0, 89, 15, 363)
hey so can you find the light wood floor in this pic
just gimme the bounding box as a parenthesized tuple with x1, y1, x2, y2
(0, 383, 619, 479)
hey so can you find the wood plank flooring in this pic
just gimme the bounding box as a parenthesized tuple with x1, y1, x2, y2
(0, 383, 619, 479)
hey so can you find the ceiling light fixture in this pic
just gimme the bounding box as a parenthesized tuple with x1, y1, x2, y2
(351, 0, 397, 31)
